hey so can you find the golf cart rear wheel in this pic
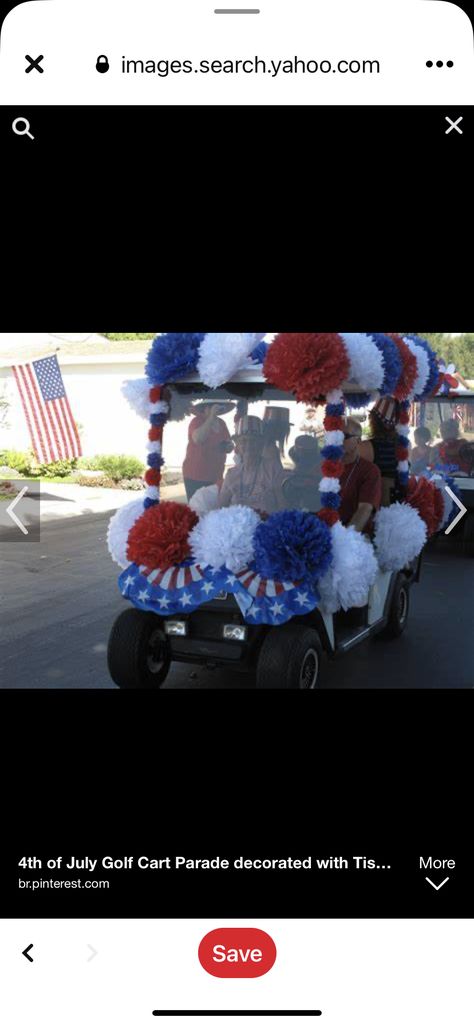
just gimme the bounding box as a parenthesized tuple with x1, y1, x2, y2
(256, 624, 323, 689)
(378, 575, 410, 640)
(463, 513, 474, 557)
(107, 608, 171, 689)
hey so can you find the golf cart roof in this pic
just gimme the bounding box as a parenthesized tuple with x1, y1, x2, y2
(170, 368, 363, 391)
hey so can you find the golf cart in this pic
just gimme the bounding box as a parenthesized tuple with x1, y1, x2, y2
(107, 365, 426, 689)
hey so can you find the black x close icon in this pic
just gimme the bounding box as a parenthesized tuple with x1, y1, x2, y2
(25, 54, 44, 73)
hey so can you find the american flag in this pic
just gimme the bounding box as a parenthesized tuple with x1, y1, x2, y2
(12, 355, 82, 462)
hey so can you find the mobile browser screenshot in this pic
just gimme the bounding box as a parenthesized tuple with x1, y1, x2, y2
(1, 1, 473, 1023)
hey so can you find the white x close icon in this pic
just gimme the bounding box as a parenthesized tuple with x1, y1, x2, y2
(445, 116, 463, 134)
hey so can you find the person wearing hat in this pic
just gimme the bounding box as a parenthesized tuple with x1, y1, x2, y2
(182, 399, 235, 501)
(359, 397, 403, 505)
(218, 414, 287, 515)
(340, 417, 382, 534)
(262, 406, 292, 467)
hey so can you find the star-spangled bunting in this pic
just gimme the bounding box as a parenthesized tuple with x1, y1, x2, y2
(118, 560, 320, 625)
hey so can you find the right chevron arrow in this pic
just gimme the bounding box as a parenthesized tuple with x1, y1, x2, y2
(444, 487, 467, 535)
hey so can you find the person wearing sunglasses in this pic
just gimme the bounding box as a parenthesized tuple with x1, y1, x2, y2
(339, 417, 382, 534)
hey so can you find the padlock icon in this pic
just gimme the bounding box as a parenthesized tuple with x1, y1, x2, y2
(96, 55, 109, 74)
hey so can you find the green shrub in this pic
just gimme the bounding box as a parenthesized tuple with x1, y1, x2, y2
(35, 458, 78, 478)
(76, 455, 102, 471)
(93, 454, 145, 481)
(0, 449, 77, 477)
(1, 449, 35, 474)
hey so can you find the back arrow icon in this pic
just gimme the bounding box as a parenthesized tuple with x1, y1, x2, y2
(444, 486, 467, 534)
(22, 944, 34, 962)
(6, 485, 29, 535)
(426, 876, 449, 890)
(87, 944, 98, 961)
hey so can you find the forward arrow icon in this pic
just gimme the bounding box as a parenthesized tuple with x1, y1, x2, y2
(426, 876, 449, 890)
(444, 487, 467, 535)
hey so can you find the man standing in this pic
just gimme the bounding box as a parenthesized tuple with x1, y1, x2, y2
(182, 400, 235, 500)
(339, 417, 382, 533)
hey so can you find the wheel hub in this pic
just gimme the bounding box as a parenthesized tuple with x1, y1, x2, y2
(299, 648, 319, 689)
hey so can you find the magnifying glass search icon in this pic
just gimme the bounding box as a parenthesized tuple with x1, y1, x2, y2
(12, 117, 34, 139)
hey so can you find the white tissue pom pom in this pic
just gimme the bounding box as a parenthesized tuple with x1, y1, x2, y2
(121, 378, 151, 420)
(189, 484, 220, 516)
(340, 333, 384, 391)
(149, 400, 169, 415)
(319, 478, 341, 494)
(197, 333, 260, 388)
(318, 522, 379, 613)
(146, 439, 162, 454)
(189, 505, 261, 573)
(326, 388, 344, 404)
(107, 499, 145, 568)
(402, 336, 430, 397)
(398, 460, 409, 473)
(146, 486, 160, 500)
(324, 430, 344, 446)
(374, 503, 427, 571)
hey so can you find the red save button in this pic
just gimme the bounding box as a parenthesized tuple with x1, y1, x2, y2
(198, 928, 277, 978)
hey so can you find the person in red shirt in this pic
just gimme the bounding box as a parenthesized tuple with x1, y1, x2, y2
(182, 400, 235, 500)
(339, 417, 382, 534)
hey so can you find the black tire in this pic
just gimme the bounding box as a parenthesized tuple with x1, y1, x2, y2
(107, 608, 171, 689)
(463, 513, 474, 557)
(256, 624, 323, 689)
(377, 575, 410, 640)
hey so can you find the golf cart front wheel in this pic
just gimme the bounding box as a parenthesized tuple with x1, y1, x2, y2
(378, 575, 410, 640)
(256, 624, 323, 689)
(107, 608, 171, 689)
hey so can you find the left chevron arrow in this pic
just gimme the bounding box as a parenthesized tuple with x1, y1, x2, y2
(6, 486, 29, 535)
(22, 944, 34, 962)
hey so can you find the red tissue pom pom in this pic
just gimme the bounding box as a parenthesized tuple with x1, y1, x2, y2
(387, 334, 417, 401)
(149, 386, 161, 402)
(148, 426, 162, 441)
(396, 446, 408, 461)
(127, 501, 199, 571)
(317, 507, 339, 527)
(324, 415, 345, 432)
(398, 407, 410, 425)
(406, 476, 443, 537)
(322, 459, 344, 478)
(263, 333, 350, 403)
(145, 468, 161, 486)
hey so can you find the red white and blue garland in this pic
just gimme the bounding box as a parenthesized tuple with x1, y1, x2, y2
(110, 330, 450, 622)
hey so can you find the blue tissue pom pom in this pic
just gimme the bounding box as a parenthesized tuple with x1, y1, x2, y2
(321, 444, 344, 460)
(396, 433, 410, 448)
(149, 413, 168, 426)
(251, 341, 269, 364)
(326, 402, 345, 417)
(254, 509, 333, 584)
(321, 492, 341, 509)
(368, 333, 403, 396)
(147, 453, 165, 469)
(145, 332, 205, 385)
(143, 497, 159, 509)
